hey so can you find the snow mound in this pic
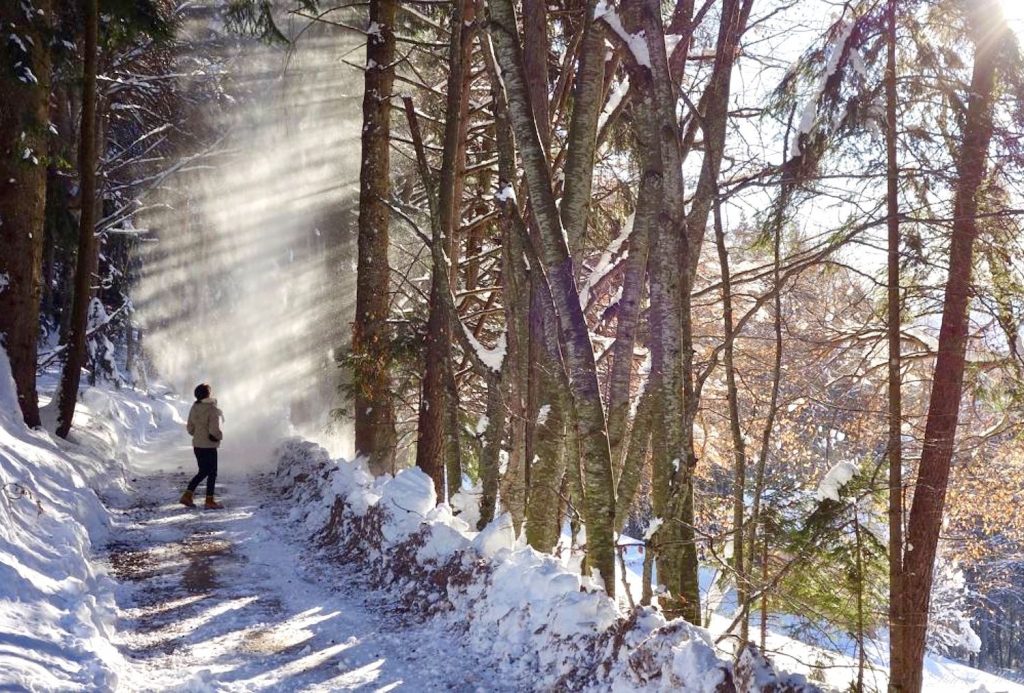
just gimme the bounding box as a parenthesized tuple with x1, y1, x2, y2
(272, 438, 820, 691)
(0, 351, 153, 690)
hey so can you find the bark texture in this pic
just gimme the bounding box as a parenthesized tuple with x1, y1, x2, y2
(898, 3, 1003, 690)
(56, 0, 100, 438)
(605, 146, 654, 470)
(353, 0, 398, 475)
(0, 0, 52, 428)
(637, 0, 697, 623)
(488, 0, 617, 595)
(560, 18, 606, 258)
(714, 200, 748, 645)
(415, 0, 475, 498)
(885, 0, 906, 687)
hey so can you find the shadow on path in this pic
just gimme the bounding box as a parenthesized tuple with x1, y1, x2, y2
(101, 472, 496, 692)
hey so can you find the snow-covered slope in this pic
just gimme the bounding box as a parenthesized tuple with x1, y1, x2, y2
(272, 438, 817, 692)
(614, 547, 1024, 693)
(0, 352, 181, 690)
(273, 437, 1024, 693)
(0, 355, 120, 688)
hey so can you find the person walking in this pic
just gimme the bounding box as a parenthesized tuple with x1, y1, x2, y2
(179, 382, 224, 509)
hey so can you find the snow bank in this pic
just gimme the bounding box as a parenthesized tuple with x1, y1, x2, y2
(273, 438, 820, 692)
(0, 352, 171, 690)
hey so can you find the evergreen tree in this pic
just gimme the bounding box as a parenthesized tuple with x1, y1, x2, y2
(0, 0, 53, 427)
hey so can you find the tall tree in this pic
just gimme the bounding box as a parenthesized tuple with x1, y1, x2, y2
(488, 0, 617, 595)
(897, 2, 1007, 690)
(635, 0, 750, 624)
(714, 199, 748, 645)
(353, 0, 398, 475)
(884, 0, 906, 687)
(56, 0, 100, 438)
(414, 0, 473, 498)
(0, 0, 53, 427)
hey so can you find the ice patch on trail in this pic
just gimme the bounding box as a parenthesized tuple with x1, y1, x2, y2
(271, 438, 821, 691)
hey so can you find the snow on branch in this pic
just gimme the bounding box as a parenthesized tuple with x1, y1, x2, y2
(461, 324, 506, 373)
(594, 0, 651, 69)
(815, 460, 858, 503)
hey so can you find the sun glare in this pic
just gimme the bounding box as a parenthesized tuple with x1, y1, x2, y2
(1001, 0, 1024, 36)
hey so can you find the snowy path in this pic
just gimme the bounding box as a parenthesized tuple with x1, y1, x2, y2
(102, 431, 504, 692)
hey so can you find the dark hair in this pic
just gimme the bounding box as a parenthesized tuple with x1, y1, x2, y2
(194, 383, 211, 401)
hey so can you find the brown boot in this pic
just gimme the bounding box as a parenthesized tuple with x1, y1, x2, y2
(179, 490, 196, 507)
(204, 496, 224, 509)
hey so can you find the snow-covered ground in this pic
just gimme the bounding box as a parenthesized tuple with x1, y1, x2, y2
(1, 359, 514, 690)
(108, 471, 512, 691)
(0, 356, 136, 690)
(1, 352, 1022, 692)
(617, 544, 1024, 693)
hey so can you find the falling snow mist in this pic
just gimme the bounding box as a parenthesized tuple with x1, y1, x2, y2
(135, 7, 364, 469)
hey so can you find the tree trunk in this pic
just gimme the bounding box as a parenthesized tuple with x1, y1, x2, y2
(56, 0, 100, 438)
(420, 0, 479, 499)
(353, 0, 398, 475)
(635, 0, 696, 624)
(898, 4, 1003, 690)
(416, 0, 475, 498)
(885, 0, 906, 688)
(0, 0, 52, 428)
(416, 287, 449, 495)
(488, 0, 617, 595)
(483, 36, 532, 533)
(525, 378, 568, 550)
(615, 386, 653, 530)
(606, 155, 654, 470)
(560, 17, 606, 259)
(522, 0, 550, 150)
(477, 370, 507, 529)
(714, 199, 748, 646)
(519, 0, 560, 540)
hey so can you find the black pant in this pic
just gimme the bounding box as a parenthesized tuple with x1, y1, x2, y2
(187, 447, 218, 497)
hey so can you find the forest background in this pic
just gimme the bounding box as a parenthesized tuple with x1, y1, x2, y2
(1, 0, 1023, 690)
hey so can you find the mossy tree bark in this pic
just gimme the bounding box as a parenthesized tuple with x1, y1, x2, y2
(488, 0, 617, 595)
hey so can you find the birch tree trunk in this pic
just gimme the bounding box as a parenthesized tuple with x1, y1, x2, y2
(353, 0, 398, 475)
(898, 3, 1003, 690)
(0, 0, 52, 428)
